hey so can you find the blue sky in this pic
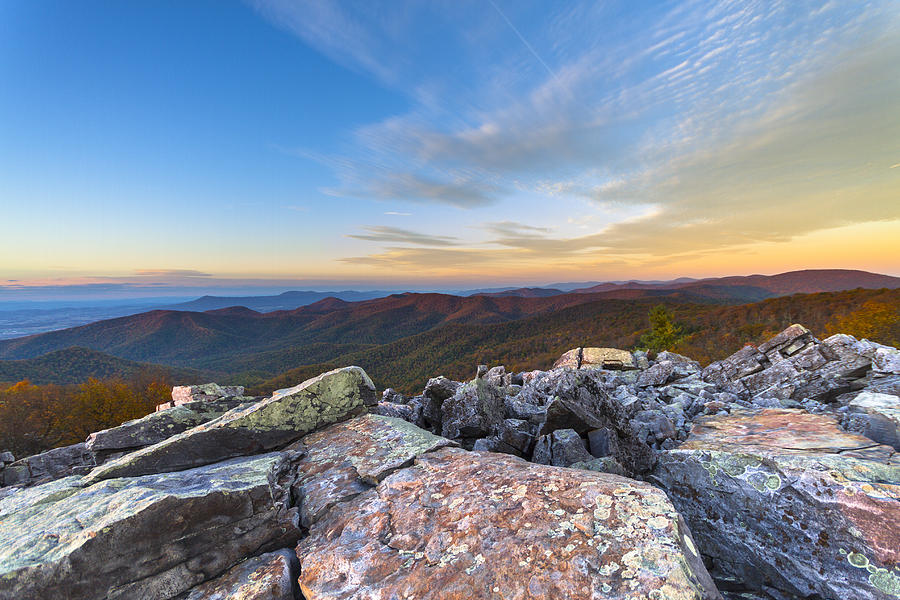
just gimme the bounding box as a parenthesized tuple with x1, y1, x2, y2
(1, 0, 898, 299)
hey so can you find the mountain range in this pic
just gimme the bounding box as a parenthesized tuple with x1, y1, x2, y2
(0, 269, 897, 388)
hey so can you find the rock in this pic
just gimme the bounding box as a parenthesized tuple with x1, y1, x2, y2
(0, 452, 13, 465)
(171, 383, 245, 405)
(552, 347, 582, 369)
(86, 399, 255, 457)
(441, 378, 505, 440)
(381, 388, 405, 404)
(296, 447, 720, 600)
(570, 456, 627, 476)
(848, 391, 900, 450)
(532, 428, 593, 466)
(485, 365, 507, 387)
(531, 371, 654, 475)
(371, 401, 415, 421)
(582, 347, 636, 370)
(181, 549, 299, 600)
(553, 347, 636, 370)
(873, 347, 900, 375)
(0, 453, 298, 600)
(422, 376, 460, 430)
(2, 442, 94, 488)
(702, 345, 766, 387)
(587, 427, 620, 458)
(756, 324, 813, 356)
(83, 366, 376, 483)
(634, 410, 676, 443)
(653, 408, 900, 600)
(286, 414, 453, 529)
(495, 418, 533, 455)
(638, 360, 676, 387)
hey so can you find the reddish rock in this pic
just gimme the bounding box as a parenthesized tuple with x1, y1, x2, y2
(288, 414, 454, 528)
(654, 409, 900, 600)
(298, 447, 719, 600)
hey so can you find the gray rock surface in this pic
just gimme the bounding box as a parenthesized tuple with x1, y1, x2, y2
(83, 366, 376, 482)
(0, 453, 297, 600)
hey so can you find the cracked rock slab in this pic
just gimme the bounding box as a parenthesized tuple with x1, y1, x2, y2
(180, 548, 299, 600)
(287, 414, 454, 529)
(83, 366, 376, 483)
(653, 409, 900, 600)
(297, 447, 719, 600)
(0, 454, 297, 600)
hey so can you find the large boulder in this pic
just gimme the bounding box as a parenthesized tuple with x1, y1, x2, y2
(297, 447, 720, 600)
(0, 453, 297, 600)
(83, 366, 376, 483)
(653, 409, 900, 600)
(181, 548, 299, 600)
(287, 414, 454, 529)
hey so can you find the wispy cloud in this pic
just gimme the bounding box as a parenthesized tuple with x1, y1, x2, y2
(347, 226, 461, 247)
(134, 269, 213, 278)
(252, 0, 899, 273)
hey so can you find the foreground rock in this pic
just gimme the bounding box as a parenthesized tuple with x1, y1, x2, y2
(297, 447, 720, 600)
(653, 409, 900, 600)
(287, 414, 454, 528)
(84, 366, 375, 482)
(0, 453, 297, 600)
(180, 548, 299, 600)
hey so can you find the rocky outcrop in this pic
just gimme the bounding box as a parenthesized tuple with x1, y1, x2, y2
(652, 409, 900, 600)
(3, 324, 900, 600)
(0, 453, 297, 600)
(84, 366, 375, 482)
(297, 447, 719, 600)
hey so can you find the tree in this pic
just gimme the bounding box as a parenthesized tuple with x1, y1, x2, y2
(826, 301, 900, 346)
(638, 305, 686, 352)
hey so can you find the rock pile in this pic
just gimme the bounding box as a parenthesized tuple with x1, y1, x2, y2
(0, 325, 898, 600)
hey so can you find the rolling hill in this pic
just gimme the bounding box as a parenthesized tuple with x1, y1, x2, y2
(0, 347, 205, 385)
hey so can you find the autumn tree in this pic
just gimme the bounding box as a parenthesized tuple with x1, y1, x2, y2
(826, 301, 900, 346)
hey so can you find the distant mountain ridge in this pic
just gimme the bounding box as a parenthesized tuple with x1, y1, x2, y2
(0, 270, 895, 383)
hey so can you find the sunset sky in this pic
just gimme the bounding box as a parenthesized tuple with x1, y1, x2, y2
(1, 0, 898, 298)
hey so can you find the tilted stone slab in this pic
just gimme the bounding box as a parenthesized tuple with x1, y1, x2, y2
(180, 548, 298, 600)
(83, 366, 376, 483)
(85, 398, 257, 454)
(297, 447, 720, 600)
(653, 409, 900, 600)
(0, 453, 296, 600)
(288, 414, 454, 528)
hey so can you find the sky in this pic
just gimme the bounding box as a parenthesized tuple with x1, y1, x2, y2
(1, 0, 898, 299)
